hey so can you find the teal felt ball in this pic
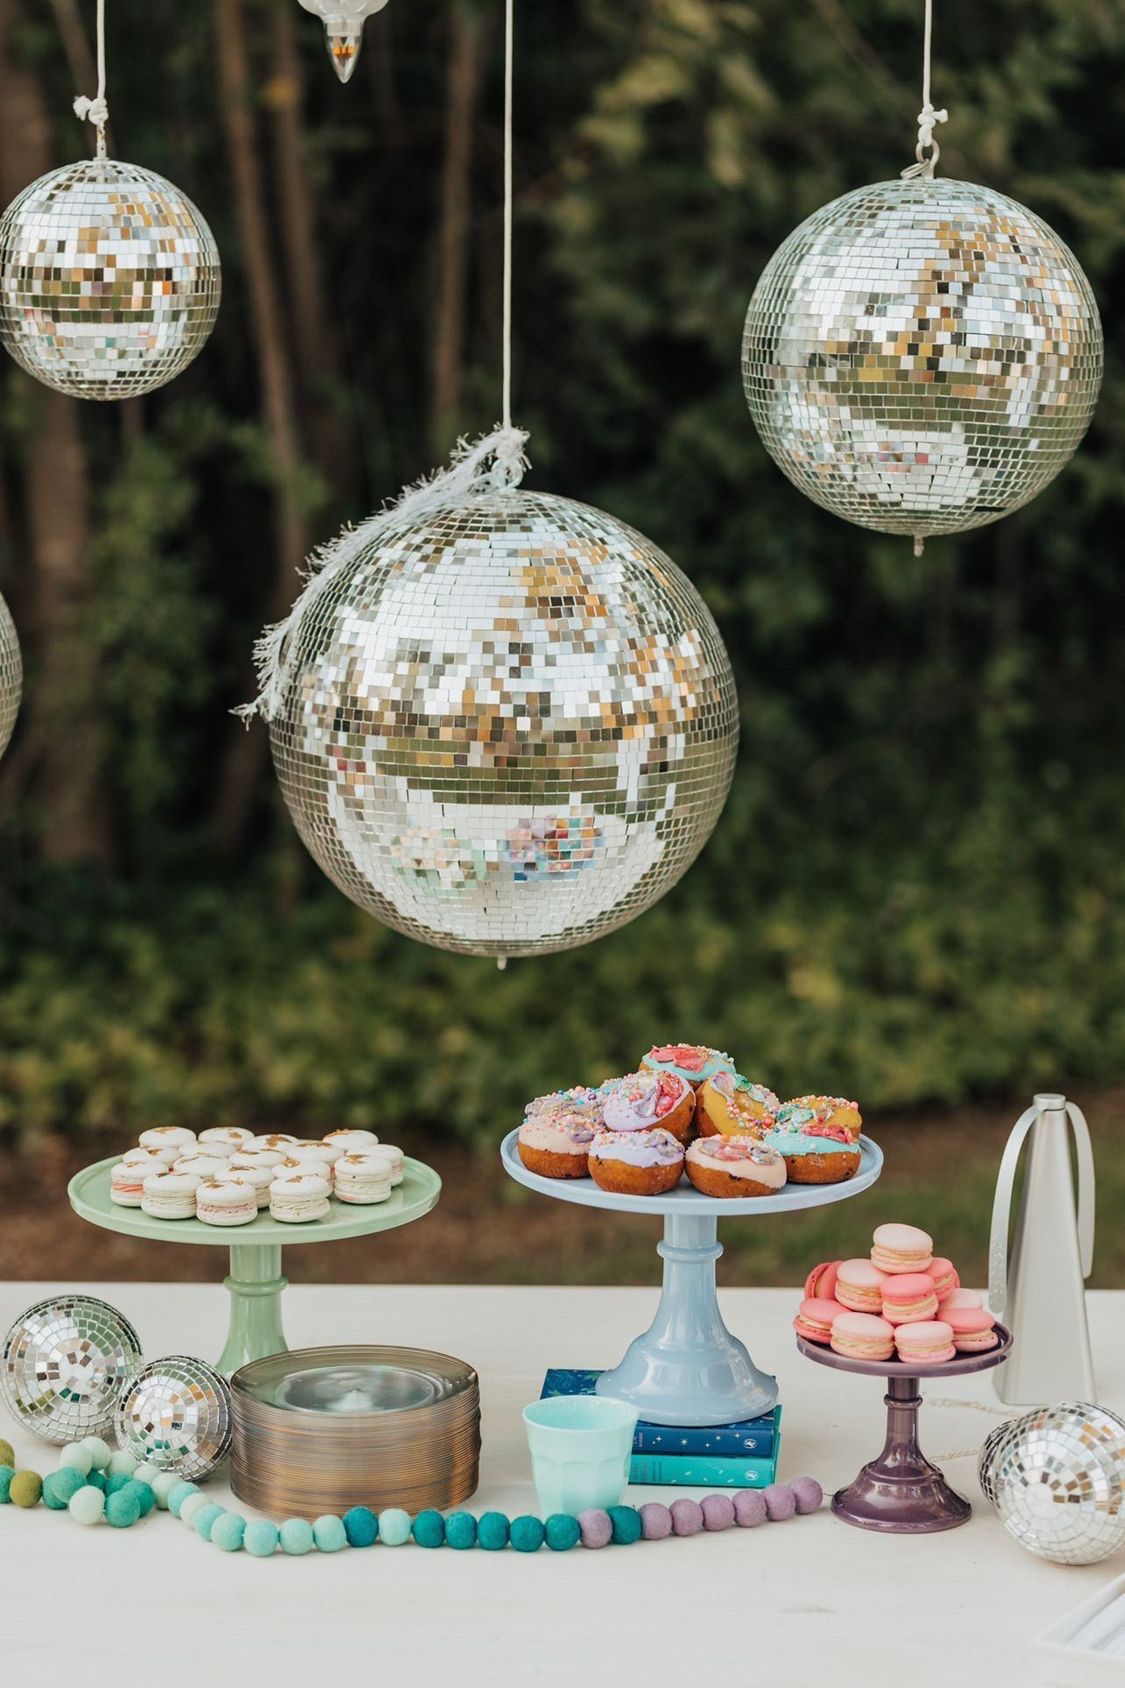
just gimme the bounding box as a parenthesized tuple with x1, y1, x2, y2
(105, 1473, 134, 1499)
(168, 1481, 200, 1517)
(124, 1479, 156, 1518)
(69, 1486, 106, 1526)
(81, 1437, 112, 1470)
(477, 1511, 510, 1551)
(59, 1444, 94, 1477)
(342, 1506, 378, 1548)
(42, 1468, 87, 1510)
(608, 1505, 642, 1546)
(510, 1515, 545, 1553)
(412, 1509, 445, 1548)
(211, 1512, 246, 1552)
(280, 1518, 315, 1556)
(105, 1487, 142, 1529)
(377, 1508, 412, 1546)
(0, 1466, 14, 1504)
(244, 1520, 279, 1558)
(84, 1470, 107, 1492)
(313, 1515, 347, 1553)
(444, 1512, 477, 1550)
(545, 1514, 581, 1552)
(193, 1502, 225, 1541)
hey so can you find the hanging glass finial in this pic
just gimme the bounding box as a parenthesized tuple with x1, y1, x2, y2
(296, 0, 391, 83)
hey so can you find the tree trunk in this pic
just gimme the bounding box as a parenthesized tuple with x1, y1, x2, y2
(0, 5, 111, 864)
(210, 0, 310, 856)
(430, 2, 484, 451)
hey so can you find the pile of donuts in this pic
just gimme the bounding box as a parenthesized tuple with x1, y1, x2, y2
(793, 1223, 999, 1365)
(109, 1127, 405, 1226)
(516, 1043, 864, 1199)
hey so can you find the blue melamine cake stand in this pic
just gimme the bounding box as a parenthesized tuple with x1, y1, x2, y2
(500, 1128, 883, 1427)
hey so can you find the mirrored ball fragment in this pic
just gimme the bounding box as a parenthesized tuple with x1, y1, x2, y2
(0, 590, 20, 761)
(982, 1401, 1125, 1565)
(269, 489, 739, 958)
(742, 177, 1103, 542)
(1, 1295, 141, 1444)
(114, 1355, 232, 1482)
(0, 158, 221, 401)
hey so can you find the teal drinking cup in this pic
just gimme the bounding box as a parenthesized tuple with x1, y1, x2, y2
(522, 1395, 639, 1514)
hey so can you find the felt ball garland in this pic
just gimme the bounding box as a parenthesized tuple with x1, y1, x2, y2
(0, 1437, 824, 1559)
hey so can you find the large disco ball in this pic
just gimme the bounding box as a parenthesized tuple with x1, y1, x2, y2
(979, 1401, 1125, 1565)
(2, 1295, 141, 1444)
(115, 1355, 232, 1481)
(742, 177, 1103, 542)
(0, 158, 221, 400)
(0, 590, 20, 760)
(269, 490, 739, 958)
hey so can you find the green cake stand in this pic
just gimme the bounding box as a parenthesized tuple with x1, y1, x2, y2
(68, 1155, 442, 1375)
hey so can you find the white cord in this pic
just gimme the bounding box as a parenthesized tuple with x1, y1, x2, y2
(501, 0, 515, 430)
(929, 1395, 1012, 1463)
(901, 0, 947, 180)
(73, 0, 109, 158)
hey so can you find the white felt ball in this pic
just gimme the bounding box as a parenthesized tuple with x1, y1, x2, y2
(180, 1492, 210, 1526)
(59, 1444, 93, 1475)
(69, 1486, 106, 1526)
(81, 1437, 112, 1470)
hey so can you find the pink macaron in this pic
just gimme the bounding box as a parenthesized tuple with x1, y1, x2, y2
(926, 1257, 960, 1302)
(871, 1223, 934, 1275)
(942, 1305, 998, 1352)
(835, 1259, 887, 1313)
(804, 1260, 842, 1301)
(831, 1312, 895, 1362)
(793, 1298, 845, 1344)
(894, 1320, 955, 1365)
(943, 1289, 984, 1310)
(881, 1273, 939, 1326)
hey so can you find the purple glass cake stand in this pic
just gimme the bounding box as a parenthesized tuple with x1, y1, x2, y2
(796, 1322, 1012, 1532)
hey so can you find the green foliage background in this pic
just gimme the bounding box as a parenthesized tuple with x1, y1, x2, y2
(2, 0, 1124, 1148)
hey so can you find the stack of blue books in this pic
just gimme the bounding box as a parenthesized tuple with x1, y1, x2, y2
(540, 1369, 781, 1488)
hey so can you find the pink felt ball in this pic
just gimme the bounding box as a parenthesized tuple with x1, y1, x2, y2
(577, 1508, 613, 1549)
(733, 1489, 768, 1527)
(788, 1476, 824, 1515)
(701, 1494, 736, 1531)
(763, 1483, 797, 1522)
(669, 1498, 704, 1537)
(638, 1502, 673, 1541)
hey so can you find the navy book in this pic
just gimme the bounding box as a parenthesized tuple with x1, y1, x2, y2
(541, 1369, 779, 1456)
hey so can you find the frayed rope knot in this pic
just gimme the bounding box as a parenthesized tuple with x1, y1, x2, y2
(916, 101, 947, 150)
(73, 94, 109, 127)
(234, 424, 531, 726)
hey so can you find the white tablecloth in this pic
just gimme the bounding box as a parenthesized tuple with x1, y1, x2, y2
(0, 1282, 1120, 1688)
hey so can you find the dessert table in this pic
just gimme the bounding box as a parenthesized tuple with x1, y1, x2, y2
(1, 1280, 1121, 1688)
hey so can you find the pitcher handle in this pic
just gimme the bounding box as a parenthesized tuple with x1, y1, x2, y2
(1066, 1102, 1095, 1280)
(988, 1103, 1039, 1318)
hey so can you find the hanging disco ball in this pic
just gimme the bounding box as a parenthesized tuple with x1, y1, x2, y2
(115, 1355, 232, 1481)
(0, 589, 20, 760)
(742, 177, 1103, 544)
(1, 1295, 141, 1444)
(979, 1401, 1125, 1565)
(0, 158, 221, 400)
(268, 490, 739, 959)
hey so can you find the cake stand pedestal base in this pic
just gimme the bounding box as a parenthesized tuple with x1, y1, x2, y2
(220, 1243, 289, 1376)
(831, 1376, 971, 1533)
(595, 1212, 778, 1427)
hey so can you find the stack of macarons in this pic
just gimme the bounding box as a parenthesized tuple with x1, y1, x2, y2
(108, 1127, 407, 1225)
(793, 1223, 999, 1366)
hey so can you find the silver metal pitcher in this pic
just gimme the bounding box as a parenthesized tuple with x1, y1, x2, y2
(989, 1093, 1095, 1404)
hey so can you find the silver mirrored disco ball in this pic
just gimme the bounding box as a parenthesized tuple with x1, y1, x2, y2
(742, 177, 1103, 542)
(979, 1401, 1125, 1565)
(115, 1355, 232, 1481)
(1, 1295, 141, 1444)
(269, 490, 739, 959)
(0, 158, 221, 400)
(0, 589, 20, 760)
